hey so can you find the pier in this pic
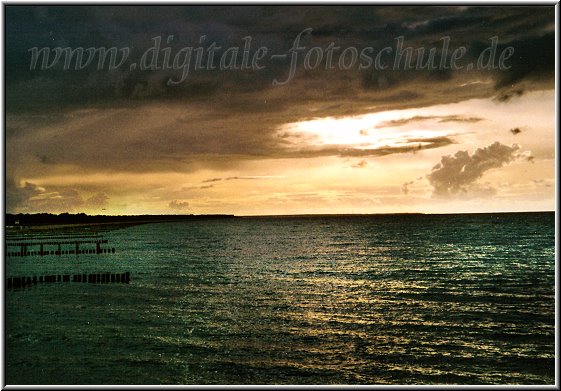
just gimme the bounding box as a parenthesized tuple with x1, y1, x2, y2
(5, 235, 115, 257)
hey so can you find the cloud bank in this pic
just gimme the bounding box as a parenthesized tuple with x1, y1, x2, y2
(7, 178, 109, 213)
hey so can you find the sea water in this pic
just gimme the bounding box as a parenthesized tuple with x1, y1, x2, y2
(4, 212, 555, 384)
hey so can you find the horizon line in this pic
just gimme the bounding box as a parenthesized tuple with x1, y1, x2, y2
(6, 210, 555, 218)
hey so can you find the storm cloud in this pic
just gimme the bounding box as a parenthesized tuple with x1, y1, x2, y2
(5, 5, 555, 213)
(6, 6, 554, 115)
(7, 178, 110, 213)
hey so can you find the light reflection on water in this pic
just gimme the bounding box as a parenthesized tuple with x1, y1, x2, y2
(5, 213, 555, 384)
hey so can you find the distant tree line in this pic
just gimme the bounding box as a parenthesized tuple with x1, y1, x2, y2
(5, 213, 235, 226)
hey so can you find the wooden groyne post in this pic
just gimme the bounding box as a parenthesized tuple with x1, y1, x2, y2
(6, 272, 130, 289)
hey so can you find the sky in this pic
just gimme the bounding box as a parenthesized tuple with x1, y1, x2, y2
(4, 5, 556, 215)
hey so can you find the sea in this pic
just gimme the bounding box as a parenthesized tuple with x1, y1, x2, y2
(4, 212, 556, 385)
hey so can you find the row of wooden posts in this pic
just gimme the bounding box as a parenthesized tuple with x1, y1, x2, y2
(6, 236, 112, 258)
(7, 272, 130, 289)
(6, 239, 108, 246)
(6, 247, 116, 257)
(7, 235, 104, 242)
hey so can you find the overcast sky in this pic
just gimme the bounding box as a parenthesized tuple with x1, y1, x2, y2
(5, 5, 555, 215)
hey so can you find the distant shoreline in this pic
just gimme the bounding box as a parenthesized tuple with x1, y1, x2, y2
(4, 211, 553, 229)
(4, 213, 236, 229)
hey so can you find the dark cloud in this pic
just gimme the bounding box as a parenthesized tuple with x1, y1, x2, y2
(169, 200, 190, 211)
(401, 180, 414, 195)
(280, 135, 455, 159)
(492, 31, 555, 90)
(438, 115, 483, 124)
(226, 176, 279, 180)
(494, 88, 524, 103)
(6, 6, 554, 114)
(6, 179, 44, 211)
(202, 178, 223, 183)
(377, 114, 483, 128)
(6, 177, 109, 213)
(201, 175, 282, 184)
(427, 141, 529, 197)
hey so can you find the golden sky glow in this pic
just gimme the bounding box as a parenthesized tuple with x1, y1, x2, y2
(9, 90, 554, 216)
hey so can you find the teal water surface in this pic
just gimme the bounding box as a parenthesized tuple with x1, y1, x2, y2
(5, 212, 555, 384)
